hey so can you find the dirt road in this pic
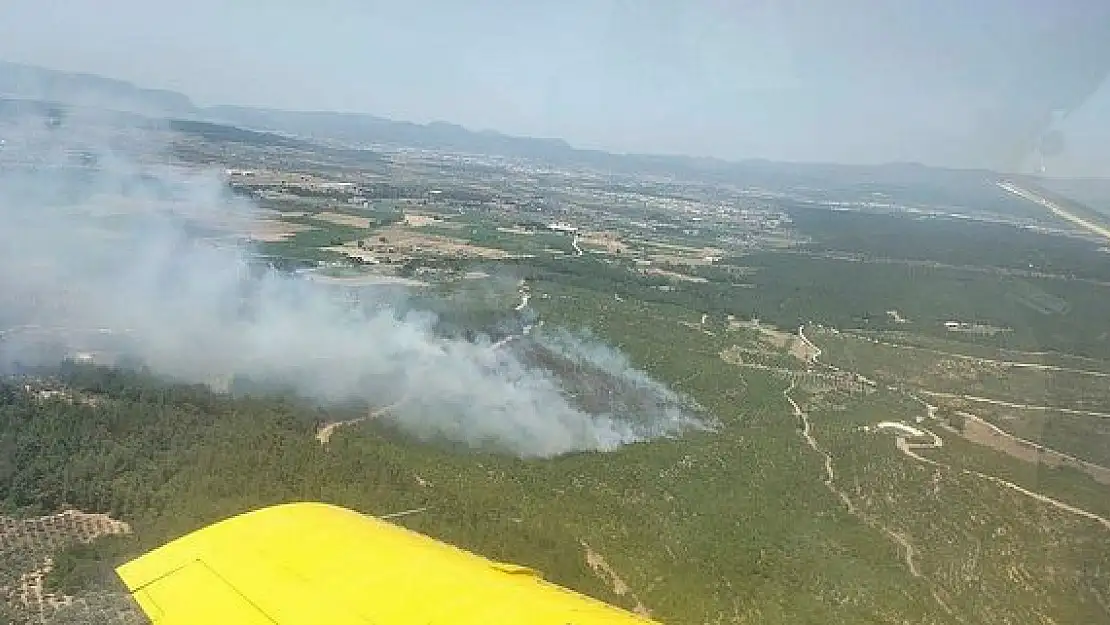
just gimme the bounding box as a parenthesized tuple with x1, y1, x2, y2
(806, 328, 1110, 534)
(849, 334, 1110, 379)
(956, 411, 1110, 484)
(919, 390, 1110, 419)
(797, 326, 822, 363)
(971, 471, 1110, 531)
(805, 326, 1110, 562)
(491, 283, 532, 351)
(877, 411, 1110, 532)
(514, 282, 530, 311)
(787, 380, 853, 511)
(316, 396, 407, 445)
(785, 379, 922, 577)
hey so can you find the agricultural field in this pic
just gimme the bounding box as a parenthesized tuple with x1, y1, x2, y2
(0, 510, 138, 624)
(7, 270, 1110, 624)
(4, 112, 1110, 624)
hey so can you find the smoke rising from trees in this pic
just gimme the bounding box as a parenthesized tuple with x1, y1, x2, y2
(0, 112, 708, 457)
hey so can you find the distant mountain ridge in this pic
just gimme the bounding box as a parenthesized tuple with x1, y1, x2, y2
(0, 61, 923, 178)
(205, 105, 583, 163)
(6, 59, 1104, 198)
(203, 105, 1013, 190)
(0, 61, 195, 117)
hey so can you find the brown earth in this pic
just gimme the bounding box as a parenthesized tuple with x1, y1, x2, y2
(312, 212, 373, 228)
(957, 411, 1110, 486)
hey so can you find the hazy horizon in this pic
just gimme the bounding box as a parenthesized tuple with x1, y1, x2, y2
(2, 1, 1109, 175)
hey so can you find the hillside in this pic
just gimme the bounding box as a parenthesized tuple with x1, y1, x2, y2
(0, 61, 194, 117)
(4, 61, 1102, 193)
(2, 61, 1110, 625)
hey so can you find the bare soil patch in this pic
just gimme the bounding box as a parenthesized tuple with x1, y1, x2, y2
(402, 214, 443, 228)
(579, 231, 629, 254)
(496, 226, 533, 236)
(644, 267, 708, 283)
(312, 212, 373, 228)
(249, 219, 316, 242)
(729, 319, 818, 363)
(358, 226, 511, 260)
(581, 542, 651, 617)
(958, 412, 1110, 485)
(305, 271, 428, 288)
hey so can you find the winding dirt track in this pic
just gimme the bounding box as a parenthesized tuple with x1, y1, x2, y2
(797, 326, 821, 363)
(973, 471, 1110, 530)
(795, 323, 1110, 579)
(784, 378, 922, 577)
(318, 281, 535, 445)
(490, 282, 532, 351)
(956, 411, 1110, 485)
(883, 416, 1110, 532)
(316, 395, 408, 445)
(801, 328, 1110, 533)
(918, 390, 1110, 420)
(787, 380, 853, 513)
(850, 334, 1110, 378)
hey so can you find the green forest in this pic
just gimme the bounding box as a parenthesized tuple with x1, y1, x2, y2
(4, 265, 1109, 624)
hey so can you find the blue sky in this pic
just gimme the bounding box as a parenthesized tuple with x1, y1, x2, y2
(1, 0, 1107, 175)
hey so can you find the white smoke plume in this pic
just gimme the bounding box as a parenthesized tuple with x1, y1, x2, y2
(0, 108, 709, 456)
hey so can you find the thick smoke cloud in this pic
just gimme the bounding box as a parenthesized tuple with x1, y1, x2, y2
(0, 111, 708, 457)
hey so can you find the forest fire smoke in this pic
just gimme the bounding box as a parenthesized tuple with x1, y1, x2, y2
(0, 112, 709, 456)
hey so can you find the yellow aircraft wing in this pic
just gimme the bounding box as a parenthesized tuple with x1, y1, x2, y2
(115, 501, 660, 625)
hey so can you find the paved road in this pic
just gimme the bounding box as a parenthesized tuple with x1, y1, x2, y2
(998, 181, 1110, 242)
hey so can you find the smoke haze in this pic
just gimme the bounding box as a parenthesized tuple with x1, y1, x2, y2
(0, 113, 707, 457)
(1, 1, 1108, 174)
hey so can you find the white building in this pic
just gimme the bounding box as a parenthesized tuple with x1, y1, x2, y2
(546, 222, 579, 234)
